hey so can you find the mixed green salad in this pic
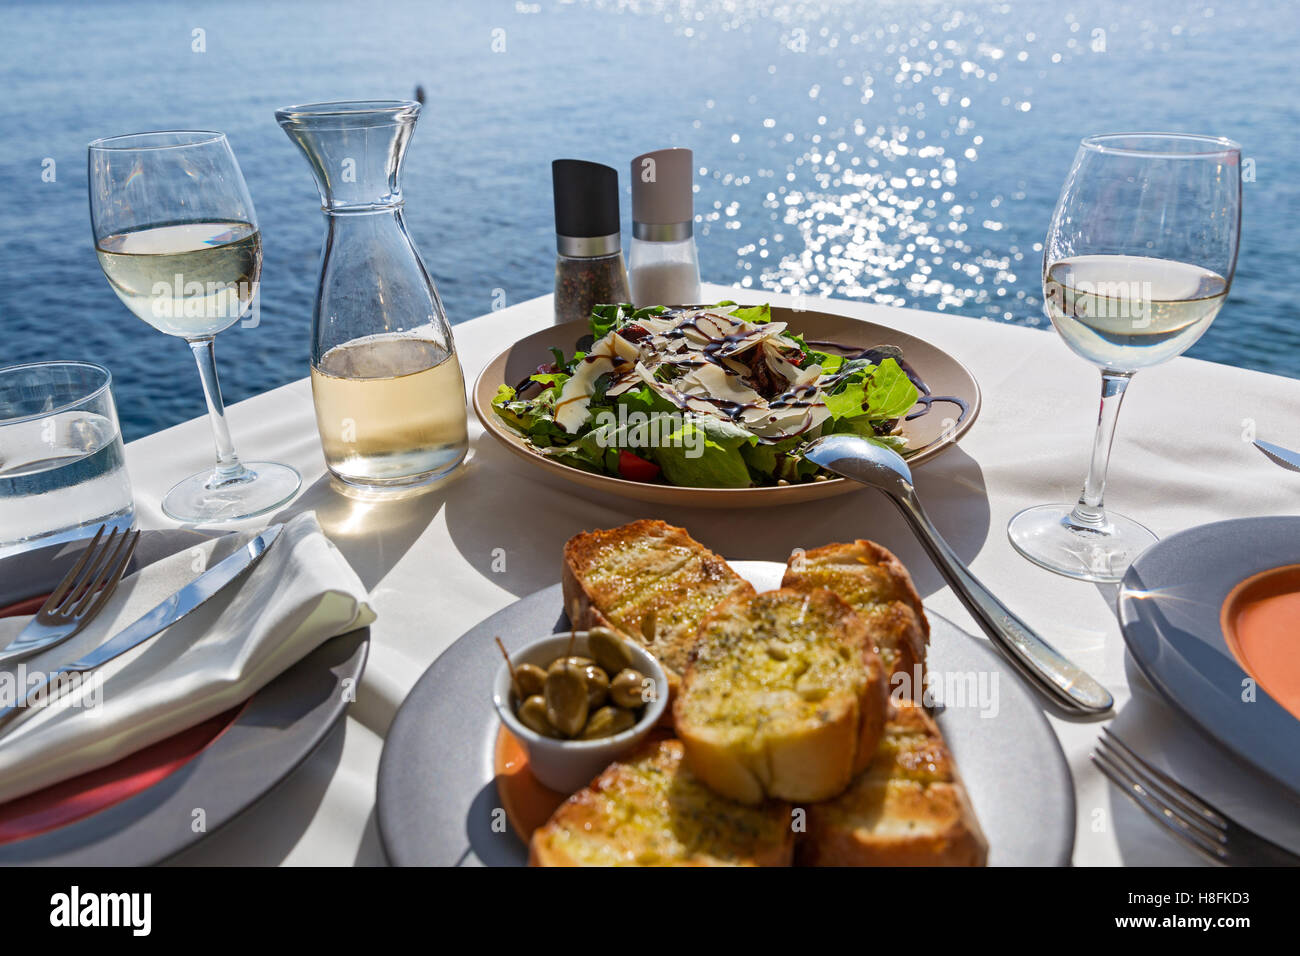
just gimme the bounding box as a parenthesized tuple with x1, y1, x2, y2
(492, 302, 919, 488)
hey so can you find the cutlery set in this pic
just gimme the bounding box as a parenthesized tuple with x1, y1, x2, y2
(0, 523, 282, 730)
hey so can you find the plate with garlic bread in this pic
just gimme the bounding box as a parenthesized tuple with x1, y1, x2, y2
(377, 520, 1073, 866)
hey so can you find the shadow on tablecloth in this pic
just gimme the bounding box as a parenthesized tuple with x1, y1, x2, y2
(270, 470, 470, 593)
(442, 432, 992, 602)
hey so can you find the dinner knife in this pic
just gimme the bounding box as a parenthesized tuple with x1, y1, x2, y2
(1254, 438, 1300, 472)
(0, 523, 283, 730)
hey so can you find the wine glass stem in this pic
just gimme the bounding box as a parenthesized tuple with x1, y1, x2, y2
(188, 336, 249, 487)
(1070, 370, 1133, 528)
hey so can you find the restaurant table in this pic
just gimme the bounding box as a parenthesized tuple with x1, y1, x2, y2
(122, 283, 1300, 866)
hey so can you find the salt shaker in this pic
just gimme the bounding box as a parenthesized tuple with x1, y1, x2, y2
(628, 147, 701, 307)
(552, 159, 630, 325)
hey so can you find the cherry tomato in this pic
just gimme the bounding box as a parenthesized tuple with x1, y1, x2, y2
(617, 450, 660, 482)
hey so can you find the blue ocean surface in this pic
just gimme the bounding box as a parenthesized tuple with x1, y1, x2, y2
(0, 0, 1295, 441)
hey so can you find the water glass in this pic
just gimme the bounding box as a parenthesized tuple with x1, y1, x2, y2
(0, 361, 134, 557)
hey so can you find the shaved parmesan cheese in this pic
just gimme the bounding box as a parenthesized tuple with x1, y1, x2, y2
(554, 332, 638, 432)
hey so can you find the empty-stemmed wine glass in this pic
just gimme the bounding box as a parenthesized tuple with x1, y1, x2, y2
(1008, 132, 1242, 582)
(89, 131, 300, 522)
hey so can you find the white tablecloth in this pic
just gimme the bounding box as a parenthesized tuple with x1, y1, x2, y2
(123, 283, 1300, 866)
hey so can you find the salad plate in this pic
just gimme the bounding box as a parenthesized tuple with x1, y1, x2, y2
(472, 304, 980, 507)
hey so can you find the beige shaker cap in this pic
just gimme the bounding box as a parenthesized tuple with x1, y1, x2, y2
(630, 147, 694, 227)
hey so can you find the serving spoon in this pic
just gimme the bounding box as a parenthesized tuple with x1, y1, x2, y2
(803, 434, 1113, 715)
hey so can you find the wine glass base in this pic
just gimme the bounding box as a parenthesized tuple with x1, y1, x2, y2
(1007, 504, 1157, 583)
(161, 462, 302, 524)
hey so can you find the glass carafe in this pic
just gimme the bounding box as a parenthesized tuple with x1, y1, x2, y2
(276, 100, 468, 493)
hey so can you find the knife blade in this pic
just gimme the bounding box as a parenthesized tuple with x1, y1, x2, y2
(1254, 439, 1300, 472)
(0, 523, 283, 729)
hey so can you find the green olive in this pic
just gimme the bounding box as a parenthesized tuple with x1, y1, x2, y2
(512, 663, 547, 699)
(579, 705, 637, 739)
(587, 627, 639, 675)
(548, 655, 595, 674)
(517, 694, 561, 738)
(544, 660, 590, 737)
(609, 668, 649, 708)
(581, 664, 609, 708)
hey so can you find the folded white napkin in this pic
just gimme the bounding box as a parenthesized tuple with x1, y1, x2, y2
(0, 512, 375, 804)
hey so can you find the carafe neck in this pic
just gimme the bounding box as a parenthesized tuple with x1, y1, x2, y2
(276, 100, 420, 212)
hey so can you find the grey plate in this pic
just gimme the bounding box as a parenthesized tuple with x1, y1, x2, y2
(0, 529, 368, 866)
(1118, 516, 1300, 796)
(377, 562, 1075, 866)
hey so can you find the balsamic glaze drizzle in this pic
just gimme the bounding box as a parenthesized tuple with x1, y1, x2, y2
(804, 339, 969, 424)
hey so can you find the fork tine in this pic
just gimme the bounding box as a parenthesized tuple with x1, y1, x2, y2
(1096, 737, 1225, 845)
(1102, 728, 1228, 829)
(39, 525, 106, 614)
(69, 528, 137, 617)
(1092, 751, 1228, 862)
(58, 527, 120, 613)
(78, 530, 139, 620)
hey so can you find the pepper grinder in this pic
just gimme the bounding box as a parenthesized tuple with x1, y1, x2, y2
(552, 159, 630, 326)
(628, 147, 701, 307)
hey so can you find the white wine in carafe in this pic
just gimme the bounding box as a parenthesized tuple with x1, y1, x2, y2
(311, 334, 468, 487)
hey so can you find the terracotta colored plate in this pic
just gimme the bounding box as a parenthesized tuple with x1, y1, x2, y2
(472, 307, 981, 508)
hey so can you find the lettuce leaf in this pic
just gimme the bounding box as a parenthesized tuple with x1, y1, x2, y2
(649, 416, 754, 488)
(824, 358, 918, 424)
(728, 303, 771, 324)
(864, 358, 920, 420)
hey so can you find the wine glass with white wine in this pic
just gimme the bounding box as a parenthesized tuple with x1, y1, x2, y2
(1008, 132, 1241, 582)
(89, 131, 300, 522)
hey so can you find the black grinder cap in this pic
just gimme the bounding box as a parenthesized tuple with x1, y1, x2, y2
(552, 159, 621, 240)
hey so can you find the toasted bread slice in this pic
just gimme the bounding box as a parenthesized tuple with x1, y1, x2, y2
(798, 700, 988, 866)
(529, 738, 794, 866)
(674, 588, 888, 805)
(563, 520, 755, 690)
(782, 540, 928, 690)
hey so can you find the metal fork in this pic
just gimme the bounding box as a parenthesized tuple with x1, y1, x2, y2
(1092, 728, 1300, 865)
(0, 525, 140, 665)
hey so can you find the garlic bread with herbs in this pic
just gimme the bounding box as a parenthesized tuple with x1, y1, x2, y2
(782, 540, 929, 689)
(674, 587, 888, 805)
(529, 738, 795, 867)
(562, 520, 755, 690)
(798, 699, 988, 866)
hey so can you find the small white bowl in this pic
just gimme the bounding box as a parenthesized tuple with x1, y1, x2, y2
(493, 631, 667, 793)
